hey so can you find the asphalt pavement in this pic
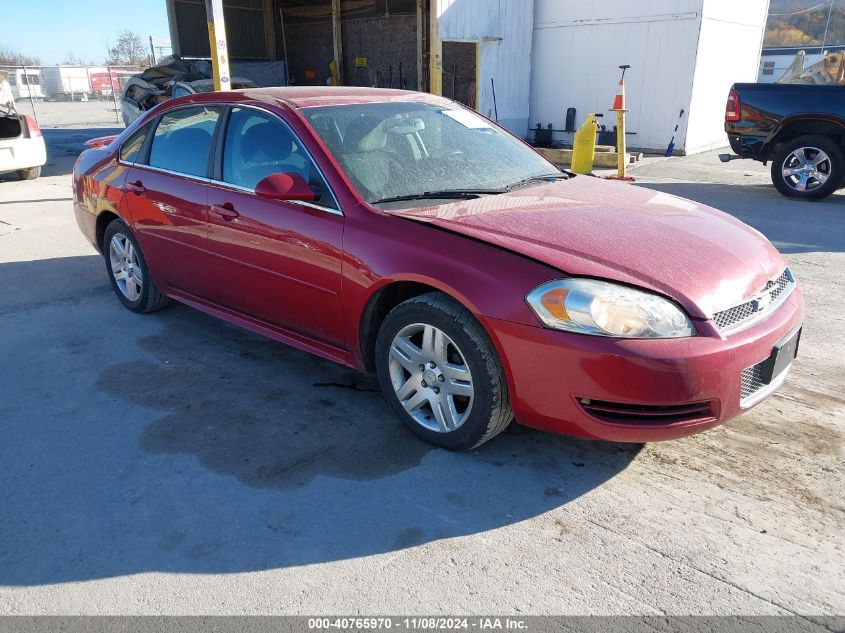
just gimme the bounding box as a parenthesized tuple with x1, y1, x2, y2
(0, 129, 842, 617)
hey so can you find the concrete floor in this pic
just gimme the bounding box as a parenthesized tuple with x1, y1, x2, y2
(0, 129, 842, 616)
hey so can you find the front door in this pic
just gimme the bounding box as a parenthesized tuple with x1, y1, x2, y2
(205, 105, 345, 348)
(124, 105, 223, 300)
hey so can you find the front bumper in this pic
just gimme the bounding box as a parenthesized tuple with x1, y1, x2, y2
(482, 285, 804, 442)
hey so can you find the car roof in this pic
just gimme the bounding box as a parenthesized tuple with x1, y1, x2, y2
(242, 86, 450, 109)
(161, 86, 453, 113)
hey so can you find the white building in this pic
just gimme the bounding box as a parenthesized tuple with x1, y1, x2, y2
(528, 0, 769, 154)
(758, 45, 845, 83)
(165, 0, 769, 155)
(436, 0, 534, 135)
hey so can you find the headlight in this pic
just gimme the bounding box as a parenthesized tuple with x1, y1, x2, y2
(526, 279, 695, 338)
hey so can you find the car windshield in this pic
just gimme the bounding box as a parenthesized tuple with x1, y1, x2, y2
(300, 102, 561, 206)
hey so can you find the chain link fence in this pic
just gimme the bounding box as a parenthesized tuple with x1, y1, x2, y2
(0, 64, 144, 129)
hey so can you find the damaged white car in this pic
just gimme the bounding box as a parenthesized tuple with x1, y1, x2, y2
(120, 59, 257, 126)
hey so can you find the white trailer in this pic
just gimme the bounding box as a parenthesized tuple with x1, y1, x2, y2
(41, 66, 95, 101)
(6, 68, 44, 100)
(529, 0, 769, 155)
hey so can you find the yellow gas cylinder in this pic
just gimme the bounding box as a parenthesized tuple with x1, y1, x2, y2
(570, 114, 600, 175)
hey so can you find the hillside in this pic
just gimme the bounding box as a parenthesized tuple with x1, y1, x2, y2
(765, 0, 843, 47)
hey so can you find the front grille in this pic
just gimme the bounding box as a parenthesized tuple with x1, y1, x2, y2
(740, 357, 792, 407)
(578, 398, 717, 425)
(713, 269, 794, 333)
(740, 363, 767, 402)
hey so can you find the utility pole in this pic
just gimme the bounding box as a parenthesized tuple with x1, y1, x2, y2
(822, 0, 834, 50)
(205, 0, 231, 91)
(106, 63, 120, 124)
(149, 35, 157, 66)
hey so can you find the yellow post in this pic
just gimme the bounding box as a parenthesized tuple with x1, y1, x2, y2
(204, 0, 231, 91)
(616, 110, 626, 179)
(607, 64, 633, 181)
(331, 0, 344, 85)
(571, 114, 599, 175)
(429, 1, 442, 95)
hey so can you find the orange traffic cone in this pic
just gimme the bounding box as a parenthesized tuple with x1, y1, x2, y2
(611, 78, 626, 111)
(606, 65, 634, 182)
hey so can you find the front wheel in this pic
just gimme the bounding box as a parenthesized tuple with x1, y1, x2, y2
(375, 292, 512, 450)
(771, 135, 842, 201)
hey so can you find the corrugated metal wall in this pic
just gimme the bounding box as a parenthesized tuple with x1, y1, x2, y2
(173, 0, 270, 59)
(437, 0, 533, 135)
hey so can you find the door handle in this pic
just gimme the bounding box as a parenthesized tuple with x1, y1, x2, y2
(210, 202, 240, 221)
(126, 180, 145, 195)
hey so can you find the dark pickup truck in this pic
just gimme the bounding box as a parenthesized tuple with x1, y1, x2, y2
(723, 83, 844, 201)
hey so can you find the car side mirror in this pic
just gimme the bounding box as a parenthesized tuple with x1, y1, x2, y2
(255, 172, 318, 202)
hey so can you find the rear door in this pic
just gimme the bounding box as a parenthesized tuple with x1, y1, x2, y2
(204, 105, 346, 347)
(123, 105, 222, 300)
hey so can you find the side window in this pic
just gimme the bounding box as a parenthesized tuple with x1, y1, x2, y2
(221, 106, 337, 209)
(148, 106, 221, 177)
(119, 122, 151, 164)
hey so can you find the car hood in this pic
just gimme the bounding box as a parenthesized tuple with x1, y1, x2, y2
(383, 177, 786, 319)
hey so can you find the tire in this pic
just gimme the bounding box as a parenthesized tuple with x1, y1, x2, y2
(771, 135, 843, 201)
(103, 218, 171, 314)
(375, 292, 512, 450)
(17, 166, 40, 180)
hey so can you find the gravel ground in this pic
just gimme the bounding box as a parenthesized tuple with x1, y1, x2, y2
(15, 99, 125, 129)
(0, 128, 842, 618)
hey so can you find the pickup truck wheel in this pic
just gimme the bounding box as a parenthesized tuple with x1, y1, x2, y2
(17, 166, 40, 180)
(772, 135, 842, 201)
(375, 292, 513, 451)
(103, 219, 171, 314)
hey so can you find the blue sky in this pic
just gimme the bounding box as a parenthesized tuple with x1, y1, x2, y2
(1, 0, 171, 65)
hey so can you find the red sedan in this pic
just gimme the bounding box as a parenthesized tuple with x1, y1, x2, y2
(72, 87, 804, 450)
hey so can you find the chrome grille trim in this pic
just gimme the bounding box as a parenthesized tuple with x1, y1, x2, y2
(713, 268, 795, 334)
(740, 361, 791, 408)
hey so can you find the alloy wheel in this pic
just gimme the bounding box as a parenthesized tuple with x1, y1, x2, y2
(781, 147, 831, 193)
(109, 233, 143, 302)
(388, 323, 474, 433)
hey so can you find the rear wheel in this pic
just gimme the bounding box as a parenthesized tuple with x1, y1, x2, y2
(17, 166, 40, 180)
(103, 218, 171, 314)
(771, 135, 842, 201)
(375, 292, 512, 450)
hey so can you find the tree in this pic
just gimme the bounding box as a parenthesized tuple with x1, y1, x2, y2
(765, 25, 817, 47)
(0, 46, 40, 66)
(108, 30, 149, 66)
(765, 1, 845, 47)
(64, 52, 87, 66)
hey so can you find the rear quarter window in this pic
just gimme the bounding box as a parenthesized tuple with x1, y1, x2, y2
(119, 122, 152, 164)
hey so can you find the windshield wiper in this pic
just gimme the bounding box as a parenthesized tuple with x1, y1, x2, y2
(505, 172, 570, 191)
(372, 188, 507, 205)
